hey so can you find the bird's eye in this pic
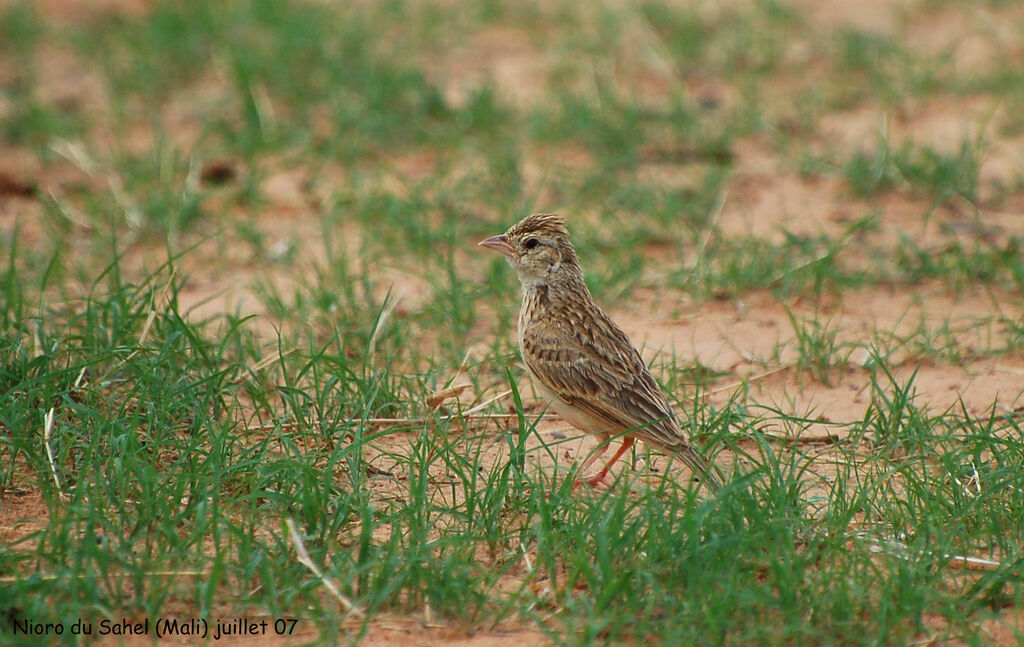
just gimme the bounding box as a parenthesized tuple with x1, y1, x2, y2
(523, 237, 539, 250)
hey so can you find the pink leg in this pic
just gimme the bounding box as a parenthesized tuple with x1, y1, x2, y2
(578, 440, 610, 473)
(575, 437, 635, 489)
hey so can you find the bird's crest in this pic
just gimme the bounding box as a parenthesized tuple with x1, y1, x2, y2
(507, 213, 568, 239)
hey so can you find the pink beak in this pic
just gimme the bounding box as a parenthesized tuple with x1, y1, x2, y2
(477, 234, 516, 259)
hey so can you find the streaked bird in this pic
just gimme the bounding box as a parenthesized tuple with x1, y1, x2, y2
(479, 213, 721, 491)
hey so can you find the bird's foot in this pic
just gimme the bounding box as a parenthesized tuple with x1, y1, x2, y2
(573, 469, 610, 491)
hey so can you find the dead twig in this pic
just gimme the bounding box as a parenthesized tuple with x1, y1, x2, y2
(285, 518, 363, 616)
(42, 408, 66, 502)
(854, 532, 1004, 572)
(706, 366, 789, 396)
(0, 570, 206, 584)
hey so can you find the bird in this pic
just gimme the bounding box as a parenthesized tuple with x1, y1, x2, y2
(478, 213, 721, 491)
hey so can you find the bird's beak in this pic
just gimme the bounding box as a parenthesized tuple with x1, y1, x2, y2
(477, 234, 516, 259)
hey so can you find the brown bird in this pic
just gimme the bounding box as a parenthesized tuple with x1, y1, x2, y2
(479, 213, 721, 491)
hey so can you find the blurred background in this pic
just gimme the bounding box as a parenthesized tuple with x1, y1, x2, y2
(4, 0, 1022, 307)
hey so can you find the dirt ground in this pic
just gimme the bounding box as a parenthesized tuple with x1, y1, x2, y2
(3, 0, 1024, 645)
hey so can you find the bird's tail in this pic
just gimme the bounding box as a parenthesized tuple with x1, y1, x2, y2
(677, 445, 723, 492)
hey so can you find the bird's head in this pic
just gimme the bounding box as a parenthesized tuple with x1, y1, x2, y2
(478, 213, 582, 287)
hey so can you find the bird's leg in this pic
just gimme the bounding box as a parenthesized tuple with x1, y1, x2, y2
(574, 440, 609, 486)
(588, 437, 635, 486)
(575, 437, 635, 489)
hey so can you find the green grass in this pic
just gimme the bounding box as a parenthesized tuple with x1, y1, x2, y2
(3, 0, 1024, 645)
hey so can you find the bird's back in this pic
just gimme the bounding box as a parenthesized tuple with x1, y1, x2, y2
(518, 281, 691, 452)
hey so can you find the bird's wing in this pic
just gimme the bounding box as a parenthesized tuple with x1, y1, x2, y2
(521, 305, 722, 491)
(520, 308, 684, 450)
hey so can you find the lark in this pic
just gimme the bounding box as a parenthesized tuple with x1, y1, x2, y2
(479, 213, 721, 491)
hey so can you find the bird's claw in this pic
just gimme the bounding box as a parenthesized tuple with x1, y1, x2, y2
(573, 470, 610, 491)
